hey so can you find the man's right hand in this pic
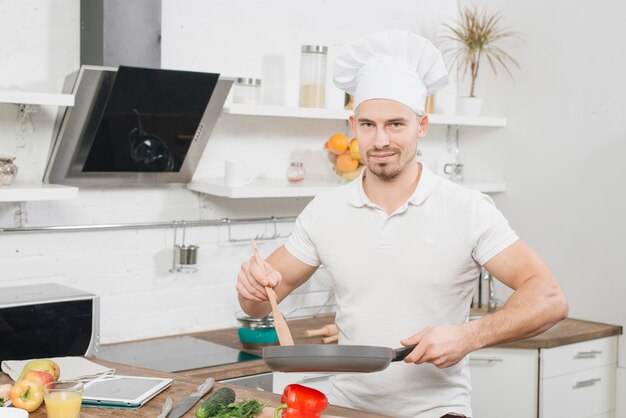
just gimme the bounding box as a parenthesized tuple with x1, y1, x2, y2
(236, 255, 283, 302)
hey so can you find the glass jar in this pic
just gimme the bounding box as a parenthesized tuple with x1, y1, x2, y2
(233, 78, 261, 105)
(286, 162, 306, 182)
(299, 45, 327, 108)
(0, 156, 18, 186)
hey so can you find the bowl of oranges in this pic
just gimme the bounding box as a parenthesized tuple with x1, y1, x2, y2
(324, 133, 365, 181)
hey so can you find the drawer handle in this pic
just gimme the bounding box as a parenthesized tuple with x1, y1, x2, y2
(300, 375, 333, 383)
(574, 350, 603, 359)
(573, 378, 601, 389)
(469, 356, 503, 363)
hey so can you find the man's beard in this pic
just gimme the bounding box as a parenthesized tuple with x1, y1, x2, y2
(366, 146, 415, 181)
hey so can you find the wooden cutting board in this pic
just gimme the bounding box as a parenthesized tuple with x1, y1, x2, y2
(259, 406, 346, 418)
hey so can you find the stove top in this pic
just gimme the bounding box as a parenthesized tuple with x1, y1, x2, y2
(95, 335, 260, 372)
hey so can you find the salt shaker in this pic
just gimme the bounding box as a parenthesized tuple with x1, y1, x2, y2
(286, 162, 306, 182)
(299, 45, 327, 108)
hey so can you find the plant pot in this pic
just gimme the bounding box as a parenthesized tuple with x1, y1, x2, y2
(456, 97, 483, 116)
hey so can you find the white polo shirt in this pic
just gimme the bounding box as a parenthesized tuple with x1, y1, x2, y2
(285, 165, 518, 418)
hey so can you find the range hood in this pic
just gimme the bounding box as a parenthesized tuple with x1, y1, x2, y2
(45, 65, 232, 186)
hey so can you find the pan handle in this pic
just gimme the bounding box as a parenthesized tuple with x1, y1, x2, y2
(392, 344, 417, 362)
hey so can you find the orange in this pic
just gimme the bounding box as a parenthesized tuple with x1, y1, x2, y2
(324, 133, 349, 155)
(335, 152, 359, 173)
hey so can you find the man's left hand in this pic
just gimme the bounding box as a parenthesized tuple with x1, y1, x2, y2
(400, 324, 473, 368)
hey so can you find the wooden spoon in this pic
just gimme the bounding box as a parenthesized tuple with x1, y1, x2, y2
(251, 239, 294, 346)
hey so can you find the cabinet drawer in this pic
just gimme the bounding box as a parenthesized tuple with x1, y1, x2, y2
(541, 336, 617, 378)
(540, 364, 616, 418)
(469, 348, 538, 418)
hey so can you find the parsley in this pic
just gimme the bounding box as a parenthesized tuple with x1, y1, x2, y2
(212, 399, 267, 417)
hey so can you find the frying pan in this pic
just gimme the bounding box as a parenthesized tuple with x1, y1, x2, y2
(263, 343, 417, 373)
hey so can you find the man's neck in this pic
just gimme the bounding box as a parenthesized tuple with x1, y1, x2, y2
(362, 161, 422, 215)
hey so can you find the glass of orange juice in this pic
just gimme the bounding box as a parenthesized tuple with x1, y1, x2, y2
(44, 380, 84, 418)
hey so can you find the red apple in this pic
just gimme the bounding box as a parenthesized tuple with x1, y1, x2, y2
(22, 370, 54, 387)
(9, 379, 44, 412)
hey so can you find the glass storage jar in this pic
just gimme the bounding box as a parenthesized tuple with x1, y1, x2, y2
(0, 156, 18, 186)
(299, 45, 327, 108)
(286, 162, 306, 182)
(233, 78, 261, 105)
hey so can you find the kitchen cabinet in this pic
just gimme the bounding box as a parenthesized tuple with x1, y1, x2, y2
(188, 105, 508, 198)
(539, 336, 617, 418)
(470, 348, 539, 418)
(471, 336, 618, 418)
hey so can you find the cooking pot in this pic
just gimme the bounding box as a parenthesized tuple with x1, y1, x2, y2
(236, 312, 279, 348)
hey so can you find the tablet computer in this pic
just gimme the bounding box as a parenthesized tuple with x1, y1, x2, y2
(82, 375, 173, 408)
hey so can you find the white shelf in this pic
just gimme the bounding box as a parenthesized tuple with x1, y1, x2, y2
(461, 179, 506, 193)
(0, 90, 75, 107)
(188, 178, 344, 198)
(0, 184, 79, 202)
(223, 104, 506, 127)
(428, 114, 506, 127)
(188, 177, 504, 198)
(224, 104, 349, 120)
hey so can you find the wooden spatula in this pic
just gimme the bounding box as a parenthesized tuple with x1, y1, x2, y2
(251, 239, 294, 346)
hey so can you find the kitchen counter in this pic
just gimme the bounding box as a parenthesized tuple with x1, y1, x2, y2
(0, 358, 390, 418)
(178, 314, 622, 381)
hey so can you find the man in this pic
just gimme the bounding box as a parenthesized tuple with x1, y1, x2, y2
(237, 31, 568, 418)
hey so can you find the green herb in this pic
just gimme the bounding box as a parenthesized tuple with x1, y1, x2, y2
(0, 398, 5, 407)
(212, 399, 267, 417)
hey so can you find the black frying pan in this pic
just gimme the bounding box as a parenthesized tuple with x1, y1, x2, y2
(263, 344, 417, 373)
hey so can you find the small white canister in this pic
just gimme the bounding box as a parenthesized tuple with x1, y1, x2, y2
(233, 77, 261, 105)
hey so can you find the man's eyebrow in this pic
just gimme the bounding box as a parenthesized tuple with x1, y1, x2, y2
(356, 117, 409, 123)
(387, 117, 409, 123)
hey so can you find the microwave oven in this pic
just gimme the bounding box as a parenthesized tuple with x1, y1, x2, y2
(0, 283, 100, 363)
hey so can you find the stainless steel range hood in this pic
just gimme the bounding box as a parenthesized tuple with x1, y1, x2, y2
(45, 65, 232, 186)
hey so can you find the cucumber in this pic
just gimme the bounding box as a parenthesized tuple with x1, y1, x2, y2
(195, 386, 237, 418)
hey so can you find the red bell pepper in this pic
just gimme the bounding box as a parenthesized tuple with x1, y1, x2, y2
(274, 384, 328, 418)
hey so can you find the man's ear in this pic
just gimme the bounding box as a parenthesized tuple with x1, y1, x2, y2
(349, 114, 357, 134)
(417, 114, 429, 138)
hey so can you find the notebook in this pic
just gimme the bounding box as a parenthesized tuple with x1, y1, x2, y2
(81, 375, 173, 409)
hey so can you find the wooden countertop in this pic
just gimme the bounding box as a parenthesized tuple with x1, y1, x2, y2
(0, 358, 389, 418)
(178, 315, 622, 381)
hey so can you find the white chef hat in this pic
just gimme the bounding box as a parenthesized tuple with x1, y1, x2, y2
(333, 30, 448, 115)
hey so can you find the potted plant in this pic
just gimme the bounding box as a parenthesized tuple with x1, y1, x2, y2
(443, 6, 519, 116)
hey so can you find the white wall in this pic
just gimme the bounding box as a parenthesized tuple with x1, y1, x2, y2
(461, 0, 626, 415)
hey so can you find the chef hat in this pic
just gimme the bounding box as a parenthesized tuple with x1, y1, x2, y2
(334, 30, 448, 115)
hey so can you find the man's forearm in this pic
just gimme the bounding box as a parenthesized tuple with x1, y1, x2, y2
(464, 274, 569, 351)
(239, 294, 273, 318)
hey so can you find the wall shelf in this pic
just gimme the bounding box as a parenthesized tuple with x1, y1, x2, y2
(0, 90, 75, 107)
(223, 104, 506, 127)
(0, 184, 79, 202)
(188, 178, 343, 198)
(188, 177, 505, 198)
